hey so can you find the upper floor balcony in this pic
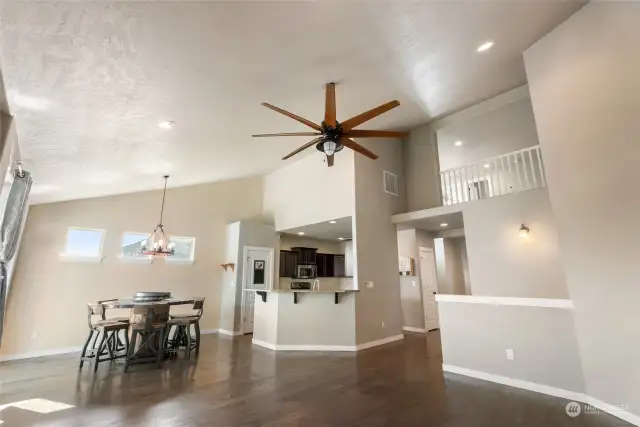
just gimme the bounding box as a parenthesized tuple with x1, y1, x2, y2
(439, 145, 546, 206)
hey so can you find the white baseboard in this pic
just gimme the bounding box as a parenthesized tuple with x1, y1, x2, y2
(200, 329, 218, 335)
(252, 334, 404, 352)
(443, 364, 640, 426)
(403, 326, 427, 333)
(0, 346, 82, 363)
(218, 329, 243, 337)
(356, 334, 404, 351)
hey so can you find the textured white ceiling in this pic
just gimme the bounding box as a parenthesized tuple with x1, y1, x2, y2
(0, 1, 584, 204)
(282, 216, 353, 241)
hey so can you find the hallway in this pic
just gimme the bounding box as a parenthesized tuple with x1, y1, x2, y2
(0, 332, 629, 426)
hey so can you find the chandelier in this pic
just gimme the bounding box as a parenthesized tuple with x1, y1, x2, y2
(139, 175, 175, 256)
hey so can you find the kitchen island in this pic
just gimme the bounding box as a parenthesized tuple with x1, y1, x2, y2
(250, 289, 360, 351)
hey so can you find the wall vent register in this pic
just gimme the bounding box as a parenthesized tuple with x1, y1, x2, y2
(383, 170, 399, 196)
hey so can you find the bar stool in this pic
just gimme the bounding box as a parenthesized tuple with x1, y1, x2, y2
(79, 303, 130, 371)
(98, 298, 130, 323)
(124, 303, 169, 372)
(167, 298, 205, 359)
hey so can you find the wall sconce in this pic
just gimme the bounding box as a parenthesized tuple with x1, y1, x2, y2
(519, 224, 530, 238)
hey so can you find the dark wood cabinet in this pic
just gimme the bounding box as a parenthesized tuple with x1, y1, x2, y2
(334, 255, 346, 277)
(316, 253, 335, 278)
(279, 250, 298, 278)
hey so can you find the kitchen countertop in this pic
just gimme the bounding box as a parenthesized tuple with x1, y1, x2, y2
(248, 289, 359, 293)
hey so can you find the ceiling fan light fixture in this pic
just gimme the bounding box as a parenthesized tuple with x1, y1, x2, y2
(323, 139, 337, 156)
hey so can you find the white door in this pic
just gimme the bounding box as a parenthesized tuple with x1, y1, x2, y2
(242, 247, 273, 334)
(419, 247, 440, 331)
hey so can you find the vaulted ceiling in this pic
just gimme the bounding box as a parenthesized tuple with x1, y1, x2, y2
(0, 1, 584, 203)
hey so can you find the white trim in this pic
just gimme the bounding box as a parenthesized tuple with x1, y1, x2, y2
(435, 294, 574, 309)
(116, 254, 153, 264)
(58, 254, 104, 263)
(200, 329, 218, 335)
(252, 334, 404, 352)
(383, 170, 399, 196)
(442, 364, 640, 427)
(0, 346, 82, 363)
(403, 326, 427, 333)
(356, 334, 404, 351)
(218, 328, 243, 337)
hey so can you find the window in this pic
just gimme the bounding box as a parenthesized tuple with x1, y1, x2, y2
(383, 170, 399, 196)
(62, 228, 104, 261)
(167, 236, 196, 263)
(120, 232, 150, 260)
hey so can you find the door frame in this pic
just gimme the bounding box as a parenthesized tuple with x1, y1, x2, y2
(418, 246, 439, 331)
(240, 246, 275, 334)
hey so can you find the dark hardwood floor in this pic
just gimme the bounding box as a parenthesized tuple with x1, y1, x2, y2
(0, 332, 630, 426)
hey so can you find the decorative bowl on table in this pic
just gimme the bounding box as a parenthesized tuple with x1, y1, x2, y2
(133, 291, 171, 302)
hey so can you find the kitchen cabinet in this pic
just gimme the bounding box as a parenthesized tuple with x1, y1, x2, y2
(279, 250, 298, 278)
(316, 253, 335, 278)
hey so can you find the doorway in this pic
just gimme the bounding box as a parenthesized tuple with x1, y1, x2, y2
(419, 247, 439, 331)
(241, 246, 273, 334)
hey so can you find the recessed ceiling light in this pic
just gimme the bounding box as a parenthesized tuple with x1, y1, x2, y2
(484, 163, 491, 169)
(454, 140, 463, 147)
(476, 41, 494, 53)
(338, 237, 345, 240)
(440, 223, 448, 228)
(297, 232, 305, 235)
(158, 120, 175, 130)
(329, 220, 337, 224)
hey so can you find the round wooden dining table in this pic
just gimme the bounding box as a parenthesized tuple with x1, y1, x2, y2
(102, 297, 200, 309)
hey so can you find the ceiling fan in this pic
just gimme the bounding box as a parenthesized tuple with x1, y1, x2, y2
(252, 83, 408, 167)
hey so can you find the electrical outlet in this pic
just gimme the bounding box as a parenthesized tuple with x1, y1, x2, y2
(365, 281, 374, 289)
(506, 349, 515, 360)
(31, 331, 39, 340)
(381, 321, 385, 329)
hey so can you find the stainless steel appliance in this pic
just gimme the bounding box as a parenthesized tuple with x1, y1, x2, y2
(296, 264, 317, 279)
(290, 281, 311, 290)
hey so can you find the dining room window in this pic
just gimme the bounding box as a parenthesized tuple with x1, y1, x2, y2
(61, 227, 105, 261)
(120, 232, 150, 259)
(167, 236, 196, 263)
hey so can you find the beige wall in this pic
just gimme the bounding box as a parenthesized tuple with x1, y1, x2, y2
(462, 188, 568, 299)
(403, 123, 442, 212)
(439, 301, 585, 393)
(525, 1, 640, 418)
(263, 151, 355, 231)
(1, 176, 263, 357)
(354, 138, 405, 344)
(437, 96, 539, 170)
(279, 234, 343, 254)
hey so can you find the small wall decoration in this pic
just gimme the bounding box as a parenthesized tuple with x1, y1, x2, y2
(253, 260, 265, 285)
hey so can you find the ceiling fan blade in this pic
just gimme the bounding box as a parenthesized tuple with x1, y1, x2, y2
(261, 102, 321, 131)
(340, 137, 379, 160)
(252, 132, 321, 137)
(282, 137, 324, 161)
(345, 129, 408, 138)
(325, 83, 336, 127)
(327, 154, 335, 167)
(341, 100, 400, 131)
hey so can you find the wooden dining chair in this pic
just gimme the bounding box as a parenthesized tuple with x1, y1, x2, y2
(167, 298, 205, 359)
(79, 303, 130, 371)
(97, 298, 130, 323)
(124, 303, 170, 372)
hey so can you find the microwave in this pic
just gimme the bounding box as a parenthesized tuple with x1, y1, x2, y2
(297, 264, 317, 279)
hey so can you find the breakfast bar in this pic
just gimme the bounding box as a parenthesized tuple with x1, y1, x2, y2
(251, 289, 360, 351)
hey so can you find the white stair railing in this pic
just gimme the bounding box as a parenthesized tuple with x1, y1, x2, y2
(440, 145, 546, 206)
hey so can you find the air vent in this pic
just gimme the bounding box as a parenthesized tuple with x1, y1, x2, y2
(383, 170, 399, 196)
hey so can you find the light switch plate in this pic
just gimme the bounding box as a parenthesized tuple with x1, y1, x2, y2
(506, 349, 515, 360)
(412, 281, 417, 287)
(365, 281, 374, 288)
